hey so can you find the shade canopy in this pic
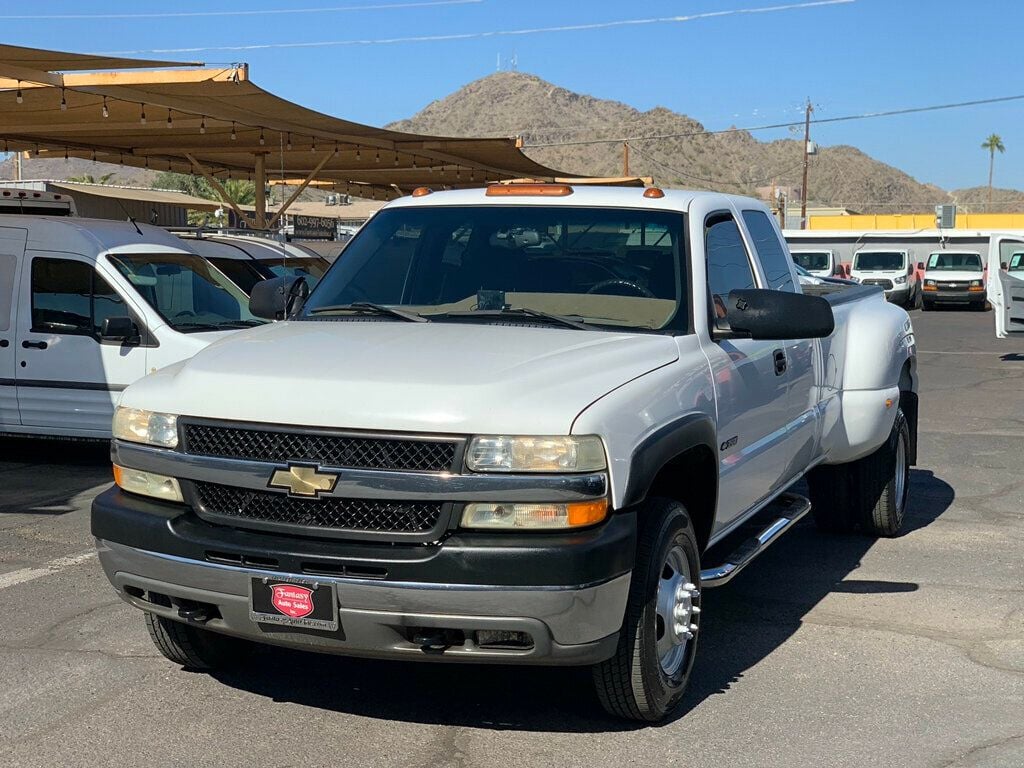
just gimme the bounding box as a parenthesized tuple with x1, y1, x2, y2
(0, 43, 586, 225)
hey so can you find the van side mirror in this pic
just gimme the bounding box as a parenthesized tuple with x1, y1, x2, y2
(101, 316, 139, 343)
(917, 262, 924, 271)
(249, 275, 309, 320)
(722, 289, 834, 340)
(1001, 262, 1008, 271)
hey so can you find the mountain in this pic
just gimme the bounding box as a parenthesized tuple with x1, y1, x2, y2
(0, 156, 159, 186)
(389, 72, 1001, 214)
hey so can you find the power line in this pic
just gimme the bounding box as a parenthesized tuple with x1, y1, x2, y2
(6, 0, 481, 21)
(102, 0, 855, 54)
(526, 94, 1024, 148)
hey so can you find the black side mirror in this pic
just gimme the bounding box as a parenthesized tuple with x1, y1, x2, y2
(916, 262, 925, 271)
(1001, 262, 1008, 271)
(101, 316, 139, 343)
(724, 289, 834, 340)
(249, 276, 309, 320)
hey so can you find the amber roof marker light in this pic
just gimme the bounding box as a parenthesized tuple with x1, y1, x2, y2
(411, 187, 433, 197)
(643, 187, 666, 199)
(486, 183, 574, 197)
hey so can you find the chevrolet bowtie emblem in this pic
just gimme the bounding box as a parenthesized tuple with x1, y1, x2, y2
(268, 464, 339, 498)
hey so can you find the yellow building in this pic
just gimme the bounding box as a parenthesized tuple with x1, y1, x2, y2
(809, 212, 1024, 230)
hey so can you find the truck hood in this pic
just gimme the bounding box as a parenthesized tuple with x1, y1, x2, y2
(122, 320, 679, 434)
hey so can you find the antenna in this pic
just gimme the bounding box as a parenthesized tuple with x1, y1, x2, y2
(510, 52, 518, 71)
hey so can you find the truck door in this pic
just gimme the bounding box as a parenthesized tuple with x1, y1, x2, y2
(990, 235, 1024, 337)
(739, 209, 818, 481)
(699, 211, 791, 532)
(0, 227, 26, 427)
(15, 253, 148, 434)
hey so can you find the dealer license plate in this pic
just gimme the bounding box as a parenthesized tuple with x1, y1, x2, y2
(249, 576, 339, 631)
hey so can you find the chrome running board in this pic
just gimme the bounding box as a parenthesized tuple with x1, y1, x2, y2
(700, 492, 812, 588)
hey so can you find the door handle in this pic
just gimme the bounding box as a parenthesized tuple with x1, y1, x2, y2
(22, 340, 48, 350)
(773, 348, 787, 376)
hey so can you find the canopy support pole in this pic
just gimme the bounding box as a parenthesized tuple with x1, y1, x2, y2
(185, 153, 251, 227)
(254, 153, 267, 229)
(266, 149, 336, 230)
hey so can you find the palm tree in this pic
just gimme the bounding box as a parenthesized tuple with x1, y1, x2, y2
(981, 134, 1005, 206)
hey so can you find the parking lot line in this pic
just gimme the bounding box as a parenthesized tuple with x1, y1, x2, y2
(0, 550, 97, 591)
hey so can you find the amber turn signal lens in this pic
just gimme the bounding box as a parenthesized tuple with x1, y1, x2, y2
(486, 183, 573, 197)
(567, 499, 609, 527)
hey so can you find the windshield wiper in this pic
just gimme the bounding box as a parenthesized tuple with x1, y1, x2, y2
(308, 302, 428, 323)
(435, 307, 594, 331)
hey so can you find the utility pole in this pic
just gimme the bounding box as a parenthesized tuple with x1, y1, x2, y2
(15, 150, 22, 181)
(800, 98, 813, 230)
(623, 141, 630, 177)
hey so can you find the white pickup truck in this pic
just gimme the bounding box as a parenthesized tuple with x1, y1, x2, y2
(93, 185, 918, 722)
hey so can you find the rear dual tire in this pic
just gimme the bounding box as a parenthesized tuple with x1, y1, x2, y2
(808, 409, 910, 537)
(593, 498, 701, 722)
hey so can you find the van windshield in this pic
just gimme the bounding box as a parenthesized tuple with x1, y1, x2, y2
(107, 252, 265, 333)
(854, 251, 905, 271)
(927, 252, 982, 271)
(1010, 253, 1024, 272)
(792, 251, 830, 271)
(302, 205, 687, 331)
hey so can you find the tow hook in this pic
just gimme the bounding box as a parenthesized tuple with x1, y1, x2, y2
(413, 632, 451, 653)
(177, 604, 211, 623)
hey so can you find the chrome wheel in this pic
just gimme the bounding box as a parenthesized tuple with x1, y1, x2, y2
(894, 429, 908, 516)
(655, 545, 699, 676)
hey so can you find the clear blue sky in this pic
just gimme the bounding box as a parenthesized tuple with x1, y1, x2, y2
(5, 0, 1023, 194)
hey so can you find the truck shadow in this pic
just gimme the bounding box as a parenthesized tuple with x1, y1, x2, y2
(212, 467, 955, 733)
(0, 437, 112, 515)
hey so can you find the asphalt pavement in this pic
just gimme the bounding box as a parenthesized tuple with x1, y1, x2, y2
(1, 308, 1022, 768)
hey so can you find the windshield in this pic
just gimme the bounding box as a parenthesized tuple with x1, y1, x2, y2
(257, 256, 330, 288)
(854, 251, 906, 271)
(927, 252, 982, 272)
(301, 205, 686, 331)
(107, 252, 265, 333)
(792, 251, 830, 271)
(1011, 252, 1024, 272)
(205, 257, 271, 295)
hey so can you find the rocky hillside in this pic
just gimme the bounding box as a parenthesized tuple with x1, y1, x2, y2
(390, 72, 995, 213)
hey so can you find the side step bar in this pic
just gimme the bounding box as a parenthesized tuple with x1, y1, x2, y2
(700, 492, 812, 588)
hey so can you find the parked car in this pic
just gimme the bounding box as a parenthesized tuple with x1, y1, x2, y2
(790, 248, 843, 278)
(921, 250, 986, 311)
(850, 248, 920, 307)
(0, 215, 263, 438)
(93, 185, 918, 722)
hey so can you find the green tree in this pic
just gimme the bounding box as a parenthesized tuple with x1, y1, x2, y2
(981, 133, 1006, 206)
(67, 172, 116, 185)
(154, 172, 256, 225)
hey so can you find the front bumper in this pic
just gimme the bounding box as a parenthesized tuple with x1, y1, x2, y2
(884, 285, 910, 303)
(92, 488, 634, 665)
(924, 289, 985, 304)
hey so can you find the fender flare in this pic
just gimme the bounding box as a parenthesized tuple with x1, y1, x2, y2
(622, 412, 718, 508)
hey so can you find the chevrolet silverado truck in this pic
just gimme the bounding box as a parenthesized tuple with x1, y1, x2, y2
(92, 184, 919, 722)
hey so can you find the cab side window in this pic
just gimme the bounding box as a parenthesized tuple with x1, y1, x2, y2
(705, 214, 756, 328)
(31, 257, 127, 338)
(742, 210, 796, 292)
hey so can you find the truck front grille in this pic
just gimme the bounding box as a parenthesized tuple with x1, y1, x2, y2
(181, 421, 460, 473)
(861, 278, 894, 290)
(193, 481, 444, 536)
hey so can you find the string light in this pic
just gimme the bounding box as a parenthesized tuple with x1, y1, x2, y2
(456, 166, 461, 180)
(470, 169, 475, 182)
(394, 152, 399, 167)
(140, 104, 146, 124)
(166, 109, 173, 128)
(231, 121, 237, 140)
(60, 88, 67, 111)
(311, 136, 317, 152)
(375, 149, 380, 163)
(286, 132, 292, 150)
(102, 96, 109, 118)
(33, 144, 39, 157)
(200, 116, 206, 134)
(15, 81, 22, 104)
(259, 127, 265, 145)
(64, 146, 69, 160)
(355, 146, 361, 161)
(412, 156, 417, 169)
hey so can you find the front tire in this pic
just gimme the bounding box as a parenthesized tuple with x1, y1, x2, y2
(808, 408, 911, 537)
(145, 613, 251, 670)
(593, 498, 701, 721)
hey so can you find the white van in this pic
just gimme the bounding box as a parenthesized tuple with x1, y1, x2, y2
(790, 248, 840, 278)
(0, 216, 263, 439)
(850, 248, 919, 308)
(921, 250, 986, 311)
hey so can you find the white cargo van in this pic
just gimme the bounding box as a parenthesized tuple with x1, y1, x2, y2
(0, 216, 263, 438)
(790, 248, 840, 278)
(850, 248, 919, 308)
(921, 250, 986, 310)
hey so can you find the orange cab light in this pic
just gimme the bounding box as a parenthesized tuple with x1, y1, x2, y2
(567, 499, 609, 527)
(411, 186, 433, 197)
(923, 284, 938, 291)
(486, 183, 573, 197)
(968, 285, 985, 292)
(643, 187, 666, 199)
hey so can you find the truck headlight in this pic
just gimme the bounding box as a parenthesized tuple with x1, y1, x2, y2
(893, 275, 907, 284)
(113, 464, 184, 503)
(925, 279, 937, 287)
(112, 407, 179, 448)
(466, 435, 606, 473)
(970, 279, 983, 287)
(461, 500, 608, 529)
